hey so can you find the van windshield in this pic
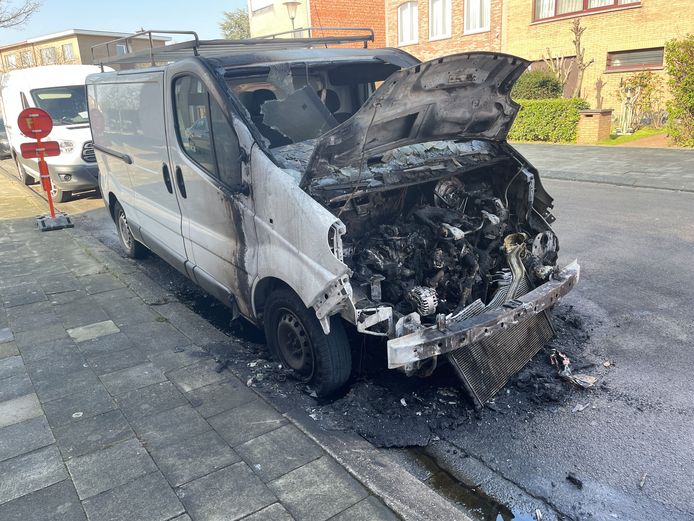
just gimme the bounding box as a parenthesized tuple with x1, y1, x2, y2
(30, 85, 88, 126)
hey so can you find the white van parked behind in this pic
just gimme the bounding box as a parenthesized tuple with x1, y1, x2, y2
(0, 64, 103, 201)
(88, 31, 579, 403)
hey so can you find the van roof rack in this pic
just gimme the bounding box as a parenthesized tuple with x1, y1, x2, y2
(91, 28, 375, 70)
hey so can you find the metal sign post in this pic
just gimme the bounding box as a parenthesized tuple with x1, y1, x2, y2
(17, 108, 74, 231)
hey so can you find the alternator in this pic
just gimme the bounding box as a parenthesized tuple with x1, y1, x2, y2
(408, 286, 439, 316)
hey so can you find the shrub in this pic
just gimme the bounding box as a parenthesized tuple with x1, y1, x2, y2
(508, 98, 589, 143)
(511, 70, 563, 100)
(619, 71, 665, 130)
(665, 35, 694, 147)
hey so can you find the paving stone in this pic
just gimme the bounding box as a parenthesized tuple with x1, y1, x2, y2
(82, 471, 183, 521)
(53, 410, 134, 459)
(147, 346, 200, 373)
(0, 355, 24, 380)
(1, 284, 47, 307)
(67, 438, 157, 499)
(177, 462, 276, 521)
(100, 362, 167, 396)
(116, 381, 187, 421)
(186, 378, 256, 418)
(209, 399, 287, 447)
(48, 289, 88, 305)
(33, 368, 102, 403)
(67, 320, 120, 343)
(167, 359, 227, 393)
(42, 385, 116, 428)
(6, 303, 63, 332)
(0, 480, 86, 521)
(87, 346, 150, 375)
(0, 416, 55, 462)
(54, 299, 110, 330)
(132, 404, 211, 449)
(26, 351, 88, 383)
(0, 392, 42, 428)
(39, 273, 82, 295)
(0, 341, 19, 359)
(75, 332, 135, 356)
(121, 321, 191, 352)
(169, 516, 192, 521)
(97, 295, 159, 327)
(236, 425, 323, 482)
(150, 429, 240, 487)
(15, 336, 76, 364)
(12, 324, 68, 350)
(268, 457, 368, 521)
(240, 503, 295, 521)
(0, 445, 67, 505)
(330, 496, 400, 521)
(79, 273, 126, 295)
(0, 327, 14, 344)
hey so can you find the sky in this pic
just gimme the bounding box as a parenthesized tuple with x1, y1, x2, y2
(0, 0, 247, 45)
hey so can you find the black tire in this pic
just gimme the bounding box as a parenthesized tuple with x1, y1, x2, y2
(14, 155, 35, 185)
(50, 180, 72, 203)
(264, 288, 351, 397)
(113, 200, 148, 259)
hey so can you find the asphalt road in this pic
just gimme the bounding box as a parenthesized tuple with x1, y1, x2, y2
(4, 156, 693, 521)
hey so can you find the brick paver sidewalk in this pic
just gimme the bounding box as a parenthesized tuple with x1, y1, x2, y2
(0, 172, 399, 521)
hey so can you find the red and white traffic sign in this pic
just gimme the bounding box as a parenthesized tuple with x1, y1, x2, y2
(20, 141, 61, 159)
(17, 107, 53, 139)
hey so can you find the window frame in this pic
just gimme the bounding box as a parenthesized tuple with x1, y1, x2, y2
(4, 54, 17, 69)
(20, 50, 34, 67)
(533, 0, 640, 22)
(397, 2, 419, 46)
(464, 0, 491, 35)
(605, 47, 664, 73)
(429, 0, 452, 41)
(40, 47, 57, 65)
(172, 74, 243, 189)
(62, 43, 75, 61)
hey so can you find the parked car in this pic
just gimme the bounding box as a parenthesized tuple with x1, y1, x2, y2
(0, 118, 10, 158)
(0, 65, 103, 202)
(88, 31, 579, 403)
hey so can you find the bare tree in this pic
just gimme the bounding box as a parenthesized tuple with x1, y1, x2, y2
(541, 47, 572, 91)
(570, 18, 594, 99)
(0, 0, 40, 29)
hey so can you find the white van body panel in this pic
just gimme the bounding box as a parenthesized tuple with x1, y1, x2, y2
(0, 65, 106, 192)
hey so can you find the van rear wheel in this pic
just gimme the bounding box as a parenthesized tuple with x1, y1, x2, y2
(264, 288, 351, 397)
(113, 201, 148, 259)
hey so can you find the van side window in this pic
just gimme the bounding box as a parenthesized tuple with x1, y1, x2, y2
(174, 75, 242, 187)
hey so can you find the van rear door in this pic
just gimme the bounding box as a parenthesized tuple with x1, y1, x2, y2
(90, 71, 188, 270)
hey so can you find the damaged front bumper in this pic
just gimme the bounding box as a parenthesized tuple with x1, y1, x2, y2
(387, 261, 580, 369)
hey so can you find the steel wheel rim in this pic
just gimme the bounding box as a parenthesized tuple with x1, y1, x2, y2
(117, 211, 133, 250)
(276, 308, 314, 380)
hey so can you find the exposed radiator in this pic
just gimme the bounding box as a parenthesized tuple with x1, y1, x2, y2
(446, 310, 554, 407)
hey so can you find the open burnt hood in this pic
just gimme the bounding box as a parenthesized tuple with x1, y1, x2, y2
(301, 52, 530, 187)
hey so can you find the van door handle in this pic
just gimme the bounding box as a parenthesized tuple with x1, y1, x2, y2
(161, 163, 173, 194)
(174, 166, 187, 198)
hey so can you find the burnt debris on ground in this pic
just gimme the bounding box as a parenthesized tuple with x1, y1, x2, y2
(201, 302, 601, 449)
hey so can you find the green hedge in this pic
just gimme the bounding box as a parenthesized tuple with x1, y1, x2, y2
(511, 70, 563, 100)
(508, 98, 590, 143)
(665, 35, 694, 147)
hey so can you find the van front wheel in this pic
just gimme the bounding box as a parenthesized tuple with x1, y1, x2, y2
(113, 201, 148, 259)
(264, 288, 351, 397)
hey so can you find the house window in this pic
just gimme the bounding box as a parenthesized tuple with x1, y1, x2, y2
(534, 0, 640, 21)
(62, 43, 75, 60)
(464, 0, 491, 34)
(606, 48, 664, 72)
(4, 54, 17, 69)
(115, 43, 129, 55)
(429, 0, 451, 40)
(40, 47, 57, 65)
(398, 2, 419, 45)
(20, 51, 33, 67)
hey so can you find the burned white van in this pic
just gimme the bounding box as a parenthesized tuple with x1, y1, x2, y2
(87, 30, 579, 405)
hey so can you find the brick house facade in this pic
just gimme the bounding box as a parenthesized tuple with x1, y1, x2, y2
(502, 0, 694, 111)
(248, 0, 386, 48)
(385, 0, 503, 60)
